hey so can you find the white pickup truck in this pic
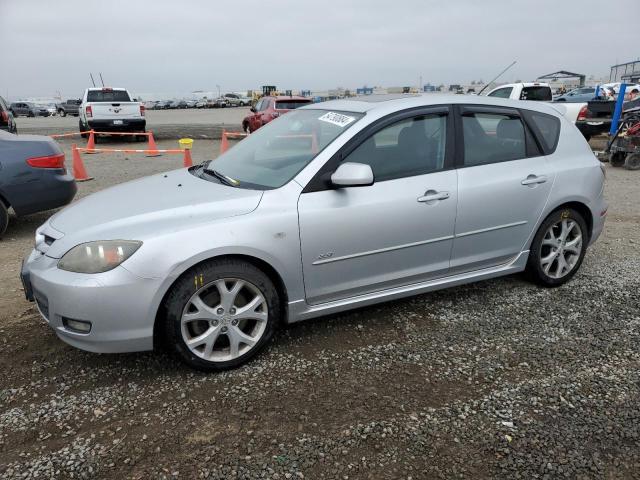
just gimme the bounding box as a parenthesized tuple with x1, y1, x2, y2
(485, 83, 590, 137)
(79, 87, 146, 139)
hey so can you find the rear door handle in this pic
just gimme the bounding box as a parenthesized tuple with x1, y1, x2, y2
(521, 174, 548, 186)
(417, 190, 450, 203)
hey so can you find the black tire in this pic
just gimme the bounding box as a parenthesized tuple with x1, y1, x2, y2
(242, 121, 249, 133)
(624, 153, 640, 171)
(163, 258, 281, 371)
(59, 109, 66, 117)
(526, 208, 588, 287)
(0, 201, 8, 238)
(610, 152, 626, 167)
(79, 120, 88, 138)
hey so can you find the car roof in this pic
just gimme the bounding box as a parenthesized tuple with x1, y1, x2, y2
(272, 96, 310, 101)
(301, 94, 565, 118)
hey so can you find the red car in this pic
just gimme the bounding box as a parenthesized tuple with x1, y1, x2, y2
(243, 96, 312, 133)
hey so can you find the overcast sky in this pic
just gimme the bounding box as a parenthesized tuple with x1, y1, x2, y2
(1, 0, 639, 99)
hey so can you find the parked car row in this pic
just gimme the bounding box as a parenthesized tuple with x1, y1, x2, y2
(147, 94, 251, 110)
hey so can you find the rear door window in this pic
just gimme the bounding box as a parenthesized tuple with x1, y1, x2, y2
(87, 90, 131, 102)
(520, 86, 552, 101)
(488, 87, 513, 98)
(462, 112, 526, 166)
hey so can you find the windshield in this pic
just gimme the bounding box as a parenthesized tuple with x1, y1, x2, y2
(205, 109, 363, 189)
(87, 90, 131, 102)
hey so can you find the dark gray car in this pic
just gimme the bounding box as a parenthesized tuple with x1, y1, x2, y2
(0, 131, 77, 236)
(10, 102, 49, 117)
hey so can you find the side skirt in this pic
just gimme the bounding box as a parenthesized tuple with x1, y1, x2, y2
(287, 250, 529, 323)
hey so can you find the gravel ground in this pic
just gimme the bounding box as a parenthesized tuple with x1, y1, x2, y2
(0, 137, 639, 479)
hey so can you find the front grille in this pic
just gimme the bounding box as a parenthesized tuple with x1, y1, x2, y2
(33, 291, 49, 320)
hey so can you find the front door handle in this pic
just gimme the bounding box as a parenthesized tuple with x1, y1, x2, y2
(521, 174, 548, 186)
(417, 190, 450, 203)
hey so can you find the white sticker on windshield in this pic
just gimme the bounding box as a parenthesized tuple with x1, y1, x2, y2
(318, 112, 356, 128)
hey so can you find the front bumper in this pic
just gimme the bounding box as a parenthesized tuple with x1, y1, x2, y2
(21, 249, 161, 353)
(88, 118, 146, 132)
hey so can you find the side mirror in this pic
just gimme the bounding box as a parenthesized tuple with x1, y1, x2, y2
(250, 106, 257, 113)
(331, 162, 374, 188)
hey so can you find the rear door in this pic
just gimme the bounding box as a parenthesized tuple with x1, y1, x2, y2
(298, 107, 458, 304)
(450, 105, 556, 272)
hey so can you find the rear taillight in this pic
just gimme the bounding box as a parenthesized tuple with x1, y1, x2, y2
(577, 105, 588, 121)
(1, 111, 7, 123)
(140, 105, 145, 116)
(86, 105, 93, 118)
(26, 153, 65, 169)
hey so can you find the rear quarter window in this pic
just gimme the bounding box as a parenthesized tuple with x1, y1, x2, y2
(524, 111, 561, 154)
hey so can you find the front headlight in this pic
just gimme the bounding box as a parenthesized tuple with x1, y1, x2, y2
(58, 240, 142, 274)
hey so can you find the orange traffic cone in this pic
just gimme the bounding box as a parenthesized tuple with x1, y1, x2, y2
(85, 130, 96, 154)
(145, 131, 161, 157)
(183, 148, 193, 167)
(219, 130, 229, 154)
(71, 144, 93, 182)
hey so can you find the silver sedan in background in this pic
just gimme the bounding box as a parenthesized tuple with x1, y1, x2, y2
(21, 95, 607, 371)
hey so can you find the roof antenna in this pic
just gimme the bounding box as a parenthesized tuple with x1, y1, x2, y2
(89, 73, 96, 87)
(99, 73, 105, 87)
(478, 60, 517, 96)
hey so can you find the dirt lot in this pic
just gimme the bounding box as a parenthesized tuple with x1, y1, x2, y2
(1, 138, 639, 479)
(16, 108, 249, 139)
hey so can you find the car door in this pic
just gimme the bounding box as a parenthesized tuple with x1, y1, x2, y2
(259, 98, 273, 125)
(450, 105, 556, 273)
(298, 107, 458, 305)
(248, 99, 264, 131)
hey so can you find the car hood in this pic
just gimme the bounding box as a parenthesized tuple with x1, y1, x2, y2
(46, 168, 263, 258)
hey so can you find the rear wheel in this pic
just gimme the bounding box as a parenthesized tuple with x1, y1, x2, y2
(624, 153, 640, 170)
(59, 109, 66, 117)
(163, 259, 280, 371)
(79, 120, 88, 138)
(526, 208, 588, 287)
(0, 201, 8, 237)
(610, 152, 626, 167)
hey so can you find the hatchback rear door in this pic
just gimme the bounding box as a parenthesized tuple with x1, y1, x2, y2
(450, 105, 556, 273)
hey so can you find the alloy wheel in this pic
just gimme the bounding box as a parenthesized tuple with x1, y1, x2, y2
(180, 278, 268, 362)
(539, 219, 583, 279)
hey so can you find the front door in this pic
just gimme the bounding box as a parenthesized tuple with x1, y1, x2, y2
(298, 108, 458, 305)
(450, 106, 556, 272)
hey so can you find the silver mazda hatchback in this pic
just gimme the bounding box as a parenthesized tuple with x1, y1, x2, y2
(22, 95, 607, 371)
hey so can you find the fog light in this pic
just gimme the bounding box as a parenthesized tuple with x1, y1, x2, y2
(62, 317, 92, 333)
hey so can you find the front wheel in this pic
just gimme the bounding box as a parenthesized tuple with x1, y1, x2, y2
(526, 208, 588, 287)
(610, 152, 626, 167)
(163, 259, 280, 371)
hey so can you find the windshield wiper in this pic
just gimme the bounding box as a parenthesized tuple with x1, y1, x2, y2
(201, 167, 240, 187)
